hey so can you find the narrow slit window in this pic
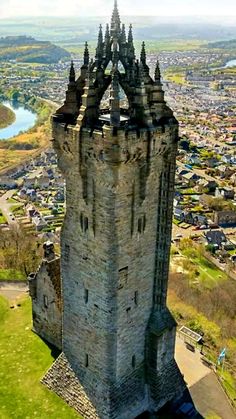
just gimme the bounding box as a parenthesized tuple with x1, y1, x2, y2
(134, 291, 138, 306)
(84, 288, 89, 304)
(143, 214, 146, 231)
(138, 218, 142, 233)
(43, 295, 48, 308)
(132, 355, 136, 368)
(80, 213, 84, 230)
(84, 217, 89, 232)
(65, 244, 70, 262)
(85, 354, 89, 367)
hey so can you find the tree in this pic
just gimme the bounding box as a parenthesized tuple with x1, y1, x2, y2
(0, 225, 43, 276)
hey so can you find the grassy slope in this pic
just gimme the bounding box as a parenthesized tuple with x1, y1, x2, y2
(0, 37, 70, 63)
(0, 295, 79, 419)
(0, 103, 15, 129)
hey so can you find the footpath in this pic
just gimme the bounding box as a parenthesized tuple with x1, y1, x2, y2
(175, 336, 236, 419)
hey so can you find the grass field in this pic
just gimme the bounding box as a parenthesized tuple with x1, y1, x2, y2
(0, 295, 79, 419)
(0, 149, 34, 172)
(177, 246, 228, 289)
(62, 39, 206, 56)
(194, 256, 227, 287)
(165, 72, 187, 85)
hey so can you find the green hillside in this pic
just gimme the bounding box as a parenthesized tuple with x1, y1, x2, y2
(0, 36, 71, 63)
(207, 39, 236, 49)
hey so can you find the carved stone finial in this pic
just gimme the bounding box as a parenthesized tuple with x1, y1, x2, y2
(128, 24, 133, 43)
(121, 23, 126, 43)
(69, 60, 75, 83)
(155, 58, 161, 82)
(128, 24, 135, 60)
(96, 24, 104, 61)
(140, 41, 146, 65)
(84, 41, 89, 66)
(105, 23, 110, 41)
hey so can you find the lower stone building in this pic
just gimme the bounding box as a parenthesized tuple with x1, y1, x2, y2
(28, 242, 62, 350)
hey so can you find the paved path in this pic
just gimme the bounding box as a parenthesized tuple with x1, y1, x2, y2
(0, 189, 23, 225)
(175, 337, 236, 418)
(0, 282, 28, 300)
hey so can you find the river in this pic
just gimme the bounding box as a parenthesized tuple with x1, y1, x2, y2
(224, 59, 236, 68)
(0, 101, 37, 140)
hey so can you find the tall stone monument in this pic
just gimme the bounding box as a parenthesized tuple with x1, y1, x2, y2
(42, 1, 185, 417)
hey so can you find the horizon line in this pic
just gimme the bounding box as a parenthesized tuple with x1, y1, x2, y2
(0, 14, 236, 18)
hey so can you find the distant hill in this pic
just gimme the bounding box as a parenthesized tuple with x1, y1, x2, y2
(1, 17, 236, 43)
(0, 36, 71, 63)
(207, 39, 236, 49)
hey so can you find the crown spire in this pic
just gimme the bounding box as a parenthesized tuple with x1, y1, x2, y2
(83, 41, 89, 66)
(69, 60, 75, 83)
(111, 0, 121, 36)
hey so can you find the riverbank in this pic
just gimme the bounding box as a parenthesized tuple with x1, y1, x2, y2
(0, 97, 57, 173)
(0, 104, 16, 129)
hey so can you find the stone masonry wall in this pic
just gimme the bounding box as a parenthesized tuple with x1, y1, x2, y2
(44, 118, 185, 417)
(29, 258, 62, 350)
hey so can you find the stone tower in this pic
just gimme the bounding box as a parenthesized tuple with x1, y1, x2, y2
(42, 2, 185, 417)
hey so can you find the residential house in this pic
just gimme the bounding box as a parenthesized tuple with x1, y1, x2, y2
(197, 179, 218, 193)
(0, 176, 17, 189)
(205, 230, 227, 249)
(35, 175, 51, 190)
(182, 172, 201, 186)
(214, 210, 236, 227)
(215, 187, 234, 200)
(32, 216, 48, 231)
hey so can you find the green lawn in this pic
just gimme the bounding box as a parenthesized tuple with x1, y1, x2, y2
(0, 269, 26, 281)
(180, 248, 228, 288)
(194, 256, 227, 287)
(0, 295, 79, 419)
(11, 204, 25, 216)
(0, 209, 7, 224)
(0, 215, 7, 224)
(7, 197, 19, 204)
